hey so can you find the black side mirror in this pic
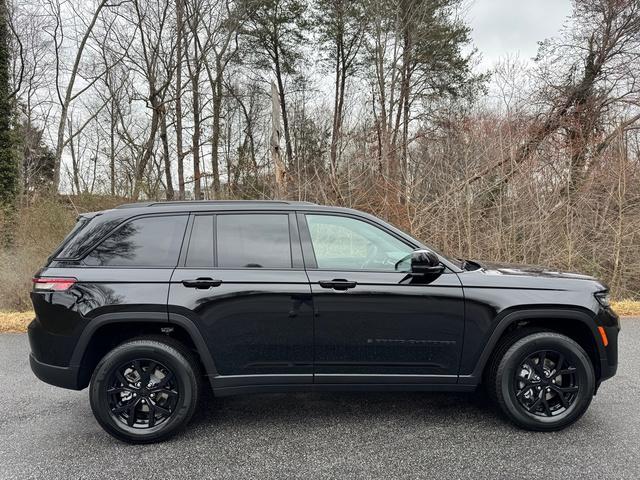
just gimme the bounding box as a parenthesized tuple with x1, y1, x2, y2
(411, 250, 444, 275)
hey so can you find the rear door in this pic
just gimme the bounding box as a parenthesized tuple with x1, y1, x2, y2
(168, 211, 314, 389)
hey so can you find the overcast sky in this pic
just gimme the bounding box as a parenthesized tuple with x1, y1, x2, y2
(467, 0, 573, 71)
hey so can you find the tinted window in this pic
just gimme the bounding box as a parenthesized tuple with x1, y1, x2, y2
(306, 214, 413, 271)
(217, 214, 291, 268)
(55, 216, 127, 259)
(50, 216, 90, 260)
(186, 215, 214, 267)
(84, 215, 188, 267)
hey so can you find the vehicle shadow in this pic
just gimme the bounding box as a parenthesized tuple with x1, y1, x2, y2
(189, 389, 505, 431)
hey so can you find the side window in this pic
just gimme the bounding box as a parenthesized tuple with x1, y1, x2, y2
(306, 214, 413, 271)
(84, 215, 188, 267)
(185, 215, 214, 267)
(217, 214, 292, 268)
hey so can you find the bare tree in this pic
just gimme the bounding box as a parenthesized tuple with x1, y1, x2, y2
(124, 0, 177, 199)
(316, 0, 365, 181)
(47, 0, 112, 189)
(240, 0, 307, 168)
(201, 0, 241, 197)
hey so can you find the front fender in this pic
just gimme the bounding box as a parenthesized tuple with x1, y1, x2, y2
(458, 307, 603, 385)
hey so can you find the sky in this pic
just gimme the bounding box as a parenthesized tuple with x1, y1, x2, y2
(467, 0, 573, 71)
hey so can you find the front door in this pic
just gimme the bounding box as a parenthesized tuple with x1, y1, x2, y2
(168, 212, 314, 389)
(298, 213, 464, 384)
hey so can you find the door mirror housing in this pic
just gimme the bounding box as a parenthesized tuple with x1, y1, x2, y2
(410, 250, 444, 275)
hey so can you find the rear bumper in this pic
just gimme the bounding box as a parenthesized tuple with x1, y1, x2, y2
(29, 354, 83, 390)
(28, 318, 84, 390)
(27, 316, 78, 366)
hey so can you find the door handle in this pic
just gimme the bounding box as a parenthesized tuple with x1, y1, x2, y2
(318, 279, 357, 291)
(182, 277, 222, 289)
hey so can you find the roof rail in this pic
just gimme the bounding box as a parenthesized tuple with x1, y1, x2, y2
(115, 200, 316, 209)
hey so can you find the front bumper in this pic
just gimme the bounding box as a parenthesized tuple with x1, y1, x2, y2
(599, 324, 619, 382)
(594, 303, 620, 385)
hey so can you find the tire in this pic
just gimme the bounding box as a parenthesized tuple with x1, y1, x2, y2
(89, 336, 201, 444)
(486, 330, 595, 431)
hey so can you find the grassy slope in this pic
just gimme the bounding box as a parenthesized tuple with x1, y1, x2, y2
(2, 301, 639, 334)
(0, 311, 34, 333)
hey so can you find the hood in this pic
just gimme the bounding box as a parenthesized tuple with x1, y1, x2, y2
(473, 260, 599, 282)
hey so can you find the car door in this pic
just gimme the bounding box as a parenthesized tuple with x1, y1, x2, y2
(168, 211, 314, 389)
(298, 212, 464, 385)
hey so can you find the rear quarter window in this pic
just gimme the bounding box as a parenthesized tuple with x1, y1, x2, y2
(48, 216, 91, 261)
(83, 215, 188, 267)
(55, 216, 126, 260)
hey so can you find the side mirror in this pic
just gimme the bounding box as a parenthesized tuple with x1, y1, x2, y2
(411, 250, 444, 275)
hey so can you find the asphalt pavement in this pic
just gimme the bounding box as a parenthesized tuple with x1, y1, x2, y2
(1, 319, 639, 479)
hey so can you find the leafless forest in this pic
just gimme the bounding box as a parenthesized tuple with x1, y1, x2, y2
(1, 0, 640, 308)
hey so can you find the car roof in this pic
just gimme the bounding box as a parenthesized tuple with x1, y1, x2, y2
(114, 200, 316, 210)
(105, 200, 361, 215)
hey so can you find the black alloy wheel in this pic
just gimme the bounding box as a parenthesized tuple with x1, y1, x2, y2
(107, 359, 179, 429)
(90, 336, 201, 443)
(487, 330, 595, 431)
(514, 350, 579, 417)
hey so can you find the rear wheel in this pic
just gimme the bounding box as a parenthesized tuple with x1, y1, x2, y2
(487, 330, 595, 431)
(89, 336, 201, 443)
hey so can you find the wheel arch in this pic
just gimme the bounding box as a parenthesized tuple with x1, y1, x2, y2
(460, 308, 604, 386)
(71, 312, 218, 389)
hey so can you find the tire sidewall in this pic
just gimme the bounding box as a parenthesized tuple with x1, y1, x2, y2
(90, 341, 197, 443)
(497, 334, 595, 430)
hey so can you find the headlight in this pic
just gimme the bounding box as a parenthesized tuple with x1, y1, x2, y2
(595, 291, 611, 308)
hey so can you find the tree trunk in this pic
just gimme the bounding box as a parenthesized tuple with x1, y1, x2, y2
(67, 119, 80, 194)
(159, 105, 174, 200)
(132, 95, 161, 200)
(210, 62, 222, 197)
(109, 96, 116, 196)
(273, 46, 293, 166)
(399, 15, 412, 202)
(175, 0, 185, 199)
(191, 65, 202, 200)
(232, 86, 258, 173)
(329, 28, 342, 178)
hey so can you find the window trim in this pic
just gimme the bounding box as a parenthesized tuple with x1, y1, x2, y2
(297, 211, 420, 273)
(80, 213, 189, 269)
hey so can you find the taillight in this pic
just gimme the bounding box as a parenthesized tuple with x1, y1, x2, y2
(32, 277, 77, 291)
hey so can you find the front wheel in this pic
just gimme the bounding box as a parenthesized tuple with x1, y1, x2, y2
(89, 336, 201, 443)
(488, 330, 595, 431)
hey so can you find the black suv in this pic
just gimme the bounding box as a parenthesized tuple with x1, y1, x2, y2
(28, 200, 619, 443)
